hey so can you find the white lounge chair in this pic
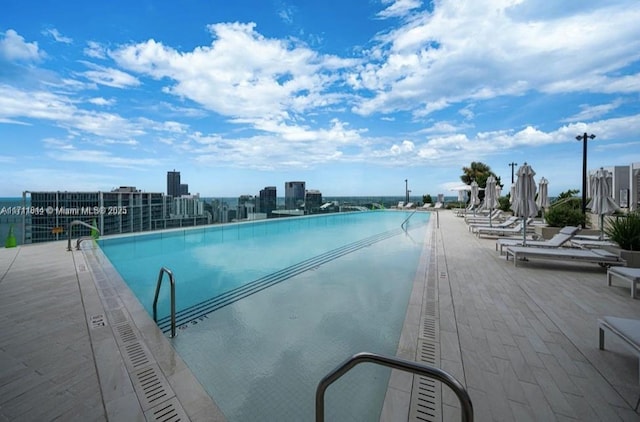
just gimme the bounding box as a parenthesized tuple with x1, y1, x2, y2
(598, 316, 640, 410)
(464, 209, 503, 224)
(570, 239, 618, 249)
(475, 219, 533, 237)
(495, 226, 580, 254)
(505, 246, 625, 267)
(607, 267, 640, 299)
(469, 215, 518, 233)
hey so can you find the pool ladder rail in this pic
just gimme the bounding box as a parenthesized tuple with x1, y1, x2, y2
(153, 267, 177, 338)
(400, 210, 417, 231)
(316, 352, 473, 422)
(67, 219, 101, 251)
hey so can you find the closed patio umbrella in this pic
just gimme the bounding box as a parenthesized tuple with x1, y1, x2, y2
(470, 181, 481, 216)
(512, 163, 538, 245)
(587, 168, 620, 239)
(482, 176, 499, 227)
(536, 177, 550, 223)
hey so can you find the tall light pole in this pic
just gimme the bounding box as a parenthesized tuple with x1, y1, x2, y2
(576, 132, 596, 228)
(405, 179, 409, 204)
(508, 162, 517, 184)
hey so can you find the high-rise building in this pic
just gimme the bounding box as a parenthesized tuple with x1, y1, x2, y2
(304, 189, 323, 214)
(237, 195, 255, 220)
(167, 170, 181, 197)
(25, 188, 211, 244)
(26, 189, 168, 243)
(179, 183, 189, 196)
(172, 194, 204, 218)
(259, 186, 277, 217)
(285, 181, 305, 209)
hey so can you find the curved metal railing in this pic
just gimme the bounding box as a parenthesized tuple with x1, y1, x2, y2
(401, 210, 417, 231)
(67, 220, 100, 251)
(153, 267, 177, 338)
(315, 352, 473, 422)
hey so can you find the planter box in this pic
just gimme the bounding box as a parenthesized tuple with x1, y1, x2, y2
(620, 250, 640, 268)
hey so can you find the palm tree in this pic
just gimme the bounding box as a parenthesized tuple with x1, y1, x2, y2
(460, 162, 501, 201)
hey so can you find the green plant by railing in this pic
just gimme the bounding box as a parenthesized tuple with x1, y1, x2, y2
(545, 203, 586, 228)
(605, 212, 640, 251)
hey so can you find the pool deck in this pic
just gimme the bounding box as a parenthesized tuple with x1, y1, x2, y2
(1, 210, 639, 421)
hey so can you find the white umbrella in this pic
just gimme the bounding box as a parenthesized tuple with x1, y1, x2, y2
(587, 168, 620, 239)
(512, 163, 538, 245)
(509, 183, 516, 204)
(536, 177, 550, 223)
(482, 176, 499, 227)
(470, 181, 481, 216)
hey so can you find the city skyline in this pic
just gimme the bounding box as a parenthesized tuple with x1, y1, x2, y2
(2, 1, 640, 198)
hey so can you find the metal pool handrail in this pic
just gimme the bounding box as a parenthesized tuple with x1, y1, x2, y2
(67, 220, 100, 251)
(315, 352, 473, 422)
(153, 267, 176, 338)
(401, 210, 417, 231)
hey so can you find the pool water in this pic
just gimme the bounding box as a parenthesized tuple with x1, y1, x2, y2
(98, 211, 431, 421)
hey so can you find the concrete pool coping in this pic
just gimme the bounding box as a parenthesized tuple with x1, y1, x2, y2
(2, 209, 640, 420)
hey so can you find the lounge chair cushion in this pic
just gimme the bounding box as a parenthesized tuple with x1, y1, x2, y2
(600, 316, 640, 352)
(559, 226, 580, 235)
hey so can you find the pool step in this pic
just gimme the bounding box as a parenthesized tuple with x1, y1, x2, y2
(157, 223, 425, 333)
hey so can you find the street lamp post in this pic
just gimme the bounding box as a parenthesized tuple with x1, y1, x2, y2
(508, 162, 517, 184)
(405, 179, 409, 204)
(576, 132, 596, 228)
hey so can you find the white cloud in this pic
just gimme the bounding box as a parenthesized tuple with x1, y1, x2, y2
(562, 99, 623, 123)
(0, 29, 44, 61)
(111, 22, 357, 126)
(79, 62, 140, 88)
(84, 41, 107, 59)
(88, 97, 115, 106)
(42, 28, 72, 44)
(377, 0, 422, 19)
(351, 1, 640, 117)
(44, 139, 159, 168)
(0, 84, 145, 138)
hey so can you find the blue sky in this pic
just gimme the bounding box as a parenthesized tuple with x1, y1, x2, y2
(1, 0, 640, 198)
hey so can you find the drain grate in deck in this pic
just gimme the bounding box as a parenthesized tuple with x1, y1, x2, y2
(409, 339, 442, 421)
(108, 308, 127, 325)
(122, 341, 152, 371)
(114, 321, 137, 345)
(144, 397, 189, 422)
(131, 364, 173, 410)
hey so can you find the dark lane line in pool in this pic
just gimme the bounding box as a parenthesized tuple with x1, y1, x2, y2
(157, 222, 427, 333)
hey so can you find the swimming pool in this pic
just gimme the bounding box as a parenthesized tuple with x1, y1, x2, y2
(98, 210, 431, 421)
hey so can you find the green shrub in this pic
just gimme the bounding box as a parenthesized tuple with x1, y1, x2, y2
(498, 196, 511, 212)
(545, 204, 586, 228)
(605, 212, 640, 251)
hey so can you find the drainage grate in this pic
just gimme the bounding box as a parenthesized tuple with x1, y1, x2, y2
(418, 339, 438, 365)
(409, 339, 442, 421)
(131, 364, 173, 410)
(422, 317, 437, 340)
(144, 397, 189, 422)
(114, 322, 137, 345)
(122, 341, 152, 371)
(109, 308, 127, 325)
(412, 377, 439, 421)
(423, 300, 437, 318)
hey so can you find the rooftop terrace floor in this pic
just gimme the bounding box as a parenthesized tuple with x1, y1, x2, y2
(0, 210, 639, 421)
